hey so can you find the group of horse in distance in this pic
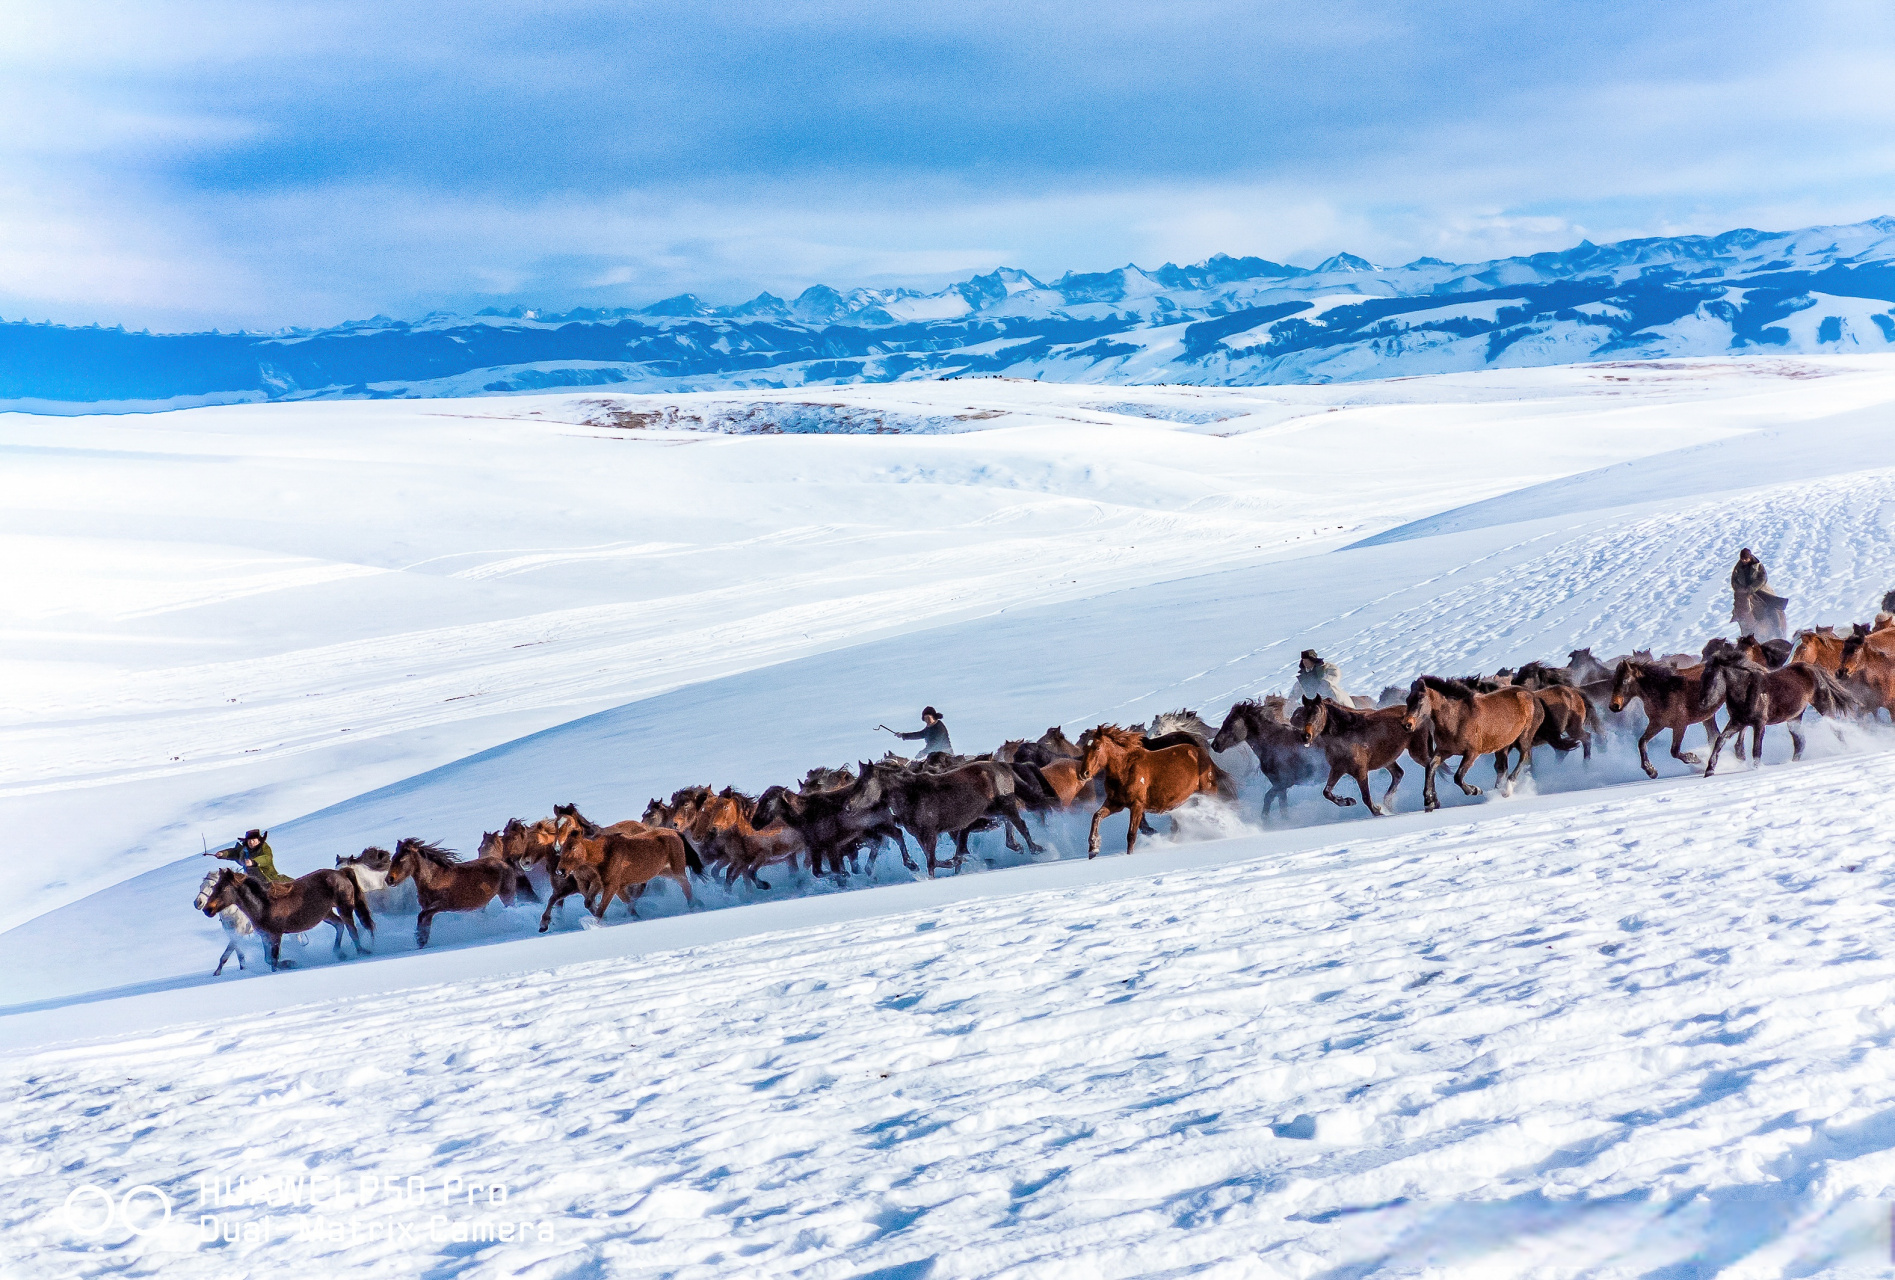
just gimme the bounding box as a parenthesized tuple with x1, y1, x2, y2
(196, 618, 1895, 972)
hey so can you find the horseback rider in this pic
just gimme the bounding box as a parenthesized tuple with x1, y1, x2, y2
(1295, 649, 1354, 706)
(207, 828, 287, 883)
(879, 706, 953, 758)
(1730, 549, 1790, 641)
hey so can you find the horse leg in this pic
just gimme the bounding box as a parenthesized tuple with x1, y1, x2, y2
(1087, 803, 1120, 857)
(538, 875, 576, 932)
(1703, 723, 1733, 776)
(1422, 754, 1440, 812)
(328, 913, 349, 961)
(267, 933, 284, 971)
(1322, 764, 1356, 808)
(1003, 800, 1041, 853)
(1505, 729, 1534, 793)
(1379, 761, 1403, 816)
(1752, 722, 1766, 764)
(1124, 800, 1146, 853)
(1637, 722, 1662, 777)
(1348, 766, 1380, 816)
(416, 908, 436, 949)
(1788, 722, 1806, 761)
(952, 827, 975, 872)
(1453, 753, 1484, 797)
(1263, 784, 1288, 818)
(215, 942, 236, 976)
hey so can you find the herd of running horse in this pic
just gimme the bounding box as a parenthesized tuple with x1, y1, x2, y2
(192, 619, 1895, 973)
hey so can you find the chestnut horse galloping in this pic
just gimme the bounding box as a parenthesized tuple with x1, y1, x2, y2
(198, 866, 372, 971)
(1291, 697, 1419, 816)
(1076, 725, 1228, 856)
(541, 806, 698, 931)
(387, 837, 526, 948)
(1402, 677, 1543, 811)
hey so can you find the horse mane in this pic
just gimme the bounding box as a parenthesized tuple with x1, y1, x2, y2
(1148, 707, 1212, 736)
(1621, 658, 1684, 692)
(1092, 724, 1145, 747)
(502, 817, 526, 837)
(1415, 675, 1476, 702)
(397, 837, 462, 867)
(1514, 661, 1573, 687)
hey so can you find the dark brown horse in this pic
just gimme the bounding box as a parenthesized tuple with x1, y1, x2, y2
(387, 837, 525, 947)
(1608, 659, 1722, 778)
(1212, 700, 1323, 817)
(1291, 697, 1417, 816)
(846, 759, 1037, 875)
(756, 783, 913, 878)
(1402, 677, 1542, 811)
(198, 866, 372, 970)
(1695, 650, 1857, 775)
(1076, 725, 1226, 856)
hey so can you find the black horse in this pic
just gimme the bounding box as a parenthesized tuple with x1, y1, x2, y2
(1211, 701, 1322, 817)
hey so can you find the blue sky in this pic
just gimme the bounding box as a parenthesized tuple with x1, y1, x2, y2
(4, 0, 1893, 330)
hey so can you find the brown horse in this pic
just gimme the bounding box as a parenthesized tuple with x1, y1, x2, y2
(474, 825, 545, 902)
(1402, 677, 1542, 811)
(1076, 725, 1226, 856)
(1696, 650, 1857, 775)
(198, 866, 372, 970)
(1607, 659, 1723, 777)
(387, 837, 525, 948)
(1291, 697, 1417, 816)
(1212, 700, 1323, 817)
(541, 808, 697, 930)
(1791, 628, 1848, 672)
(686, 787, 805, 889)
(1838, 631, 1895, 718)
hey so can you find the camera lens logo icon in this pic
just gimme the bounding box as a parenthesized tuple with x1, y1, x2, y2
(64, 1184, 173, 1237)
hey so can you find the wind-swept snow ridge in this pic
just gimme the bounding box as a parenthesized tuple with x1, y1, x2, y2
(7, 218, 1895, 407)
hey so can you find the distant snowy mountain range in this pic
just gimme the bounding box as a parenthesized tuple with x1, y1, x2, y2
(6, 218, 1895, 408)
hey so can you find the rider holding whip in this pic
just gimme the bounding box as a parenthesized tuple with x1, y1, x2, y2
(878, 706, 953, 758)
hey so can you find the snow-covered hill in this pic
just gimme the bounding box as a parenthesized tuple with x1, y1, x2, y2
(9, 358, 1895, 1276)
(6, 219, 1895, 408)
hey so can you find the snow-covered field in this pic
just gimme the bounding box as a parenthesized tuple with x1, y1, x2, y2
(8, 356, 1895, 1276)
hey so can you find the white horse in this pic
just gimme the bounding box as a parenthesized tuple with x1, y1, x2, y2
(336, 847, 419, 916)
(193, 869, 306, 974)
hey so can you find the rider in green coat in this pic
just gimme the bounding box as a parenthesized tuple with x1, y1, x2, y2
(209, 828, 287, 882)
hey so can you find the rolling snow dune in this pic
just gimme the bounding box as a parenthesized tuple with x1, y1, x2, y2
(9, 357, 1895, 1277)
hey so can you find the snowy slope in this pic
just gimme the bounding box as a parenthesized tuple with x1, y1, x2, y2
(9, 359, 1895, 1276)
(6, 219, 1895, 406)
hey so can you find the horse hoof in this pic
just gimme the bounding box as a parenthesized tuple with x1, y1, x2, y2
(1680, 753, 1701, 764)
(1643, 767, 1658, 779)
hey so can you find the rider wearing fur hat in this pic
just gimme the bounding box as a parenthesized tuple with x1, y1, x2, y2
(208, 829, 286, 883)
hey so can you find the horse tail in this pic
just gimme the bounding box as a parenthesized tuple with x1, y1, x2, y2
(1582, 692, 1606, 740)
(1211, 761, 1239, 801)
(354, 883, 376, 934)
(678, 830, 706, 876)
(1010, 761, 1057, 808)
(1809, 665, 1860, 718)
